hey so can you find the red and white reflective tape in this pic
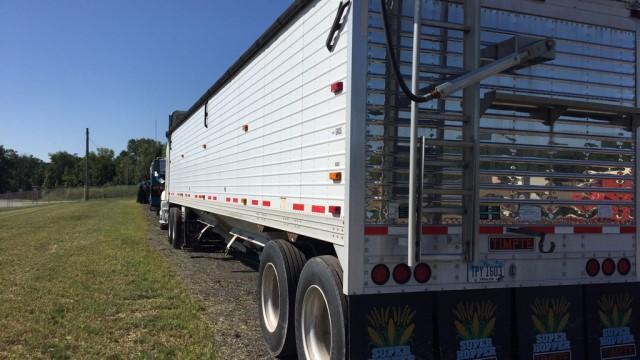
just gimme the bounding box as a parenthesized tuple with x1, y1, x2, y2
(169, 192, 339, 214)
(365, 225, 636, 236)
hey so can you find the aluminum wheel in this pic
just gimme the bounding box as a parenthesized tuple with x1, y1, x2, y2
(261, 263, 280, 333)
(301, 285, 332, 360)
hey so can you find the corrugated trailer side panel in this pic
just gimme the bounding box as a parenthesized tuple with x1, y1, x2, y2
(168, 0, 348, 244)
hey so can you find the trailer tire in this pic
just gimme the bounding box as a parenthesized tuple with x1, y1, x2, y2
(169, 207, 183, 249)
(168, 207, 178, 244)
(295, 256, 346, 360)
(167, 209, 173, 243)
(258, 240, 306, 358)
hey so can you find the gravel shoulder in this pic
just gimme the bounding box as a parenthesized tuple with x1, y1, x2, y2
(145, 209, 272, 359)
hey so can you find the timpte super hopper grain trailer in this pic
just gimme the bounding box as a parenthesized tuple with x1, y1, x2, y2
(164, 0, 640, 358)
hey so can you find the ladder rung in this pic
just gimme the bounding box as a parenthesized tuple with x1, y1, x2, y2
(423, 160, 466, 168)
(423, 140, 475, 147)
(422, 207, 466, 214)
(422, 188, 472, 196)
(421, 19, 470, 32)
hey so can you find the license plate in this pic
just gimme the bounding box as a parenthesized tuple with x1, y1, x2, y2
(468, 260, 505, 282)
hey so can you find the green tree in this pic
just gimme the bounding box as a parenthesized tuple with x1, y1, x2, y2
(88, 147, 116, 186)
(44, 151, 82, 188)
(123, 138, 164, 184)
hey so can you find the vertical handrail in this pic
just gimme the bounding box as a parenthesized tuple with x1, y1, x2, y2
(407, 0, 422, 267)
(415, 136, 426, 264)
(462, 0, 480, 263)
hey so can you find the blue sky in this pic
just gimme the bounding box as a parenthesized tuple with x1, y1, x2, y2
(0, 0, 291, 161)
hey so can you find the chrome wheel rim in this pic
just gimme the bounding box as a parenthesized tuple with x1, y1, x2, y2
(302, 285, 331, 360)
(261, 263, 280, 333)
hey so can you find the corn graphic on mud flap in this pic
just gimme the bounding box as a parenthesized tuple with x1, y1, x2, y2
(348, 293, 435, 360)
(514, 286, 585, 360)
(585, 283, 640, 360)
(436, 289, 510, 360)
(346, 284, 640, 359)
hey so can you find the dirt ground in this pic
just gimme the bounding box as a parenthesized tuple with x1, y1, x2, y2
(145, 209, 272, 359)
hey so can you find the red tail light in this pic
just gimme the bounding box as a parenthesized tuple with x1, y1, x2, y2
(586, 258, 600, 277)
(618, 258, 631, 276)
(392, 263, 411, 284)
(602, 258, 615, 276)
(414, 263, 431, 283)
(371, 264, 390, 285)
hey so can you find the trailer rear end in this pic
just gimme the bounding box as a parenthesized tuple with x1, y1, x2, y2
(165, 0, 640, 358)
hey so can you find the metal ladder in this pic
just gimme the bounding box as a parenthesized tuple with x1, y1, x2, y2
(402, 0, 481, 266)
(389, 0, 556, 266)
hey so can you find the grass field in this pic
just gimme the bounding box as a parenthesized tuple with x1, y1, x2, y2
(0, 199, 215, 359)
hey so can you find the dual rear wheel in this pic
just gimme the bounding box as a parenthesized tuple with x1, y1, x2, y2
(257, 240, 345, 360)
(168, 207, 183, 249)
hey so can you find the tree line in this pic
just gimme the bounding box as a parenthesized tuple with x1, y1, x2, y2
(0, 138, 164, 194)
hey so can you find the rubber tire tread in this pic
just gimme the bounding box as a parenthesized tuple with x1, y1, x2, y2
(258, 240, 306, 358)
(295, 255, 346, 360)
(170, 207, 183, 249)
(167, 208, 174, 243)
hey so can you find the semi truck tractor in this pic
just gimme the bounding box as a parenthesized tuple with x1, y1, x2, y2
(148, 157, 166, 211)
(164, 0, 640, 358)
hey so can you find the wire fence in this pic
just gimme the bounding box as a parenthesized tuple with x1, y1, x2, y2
(0, 185, 138, 209)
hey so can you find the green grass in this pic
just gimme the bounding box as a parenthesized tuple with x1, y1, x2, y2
(40, 185, 138, 202)
(0, 199, 215, 359)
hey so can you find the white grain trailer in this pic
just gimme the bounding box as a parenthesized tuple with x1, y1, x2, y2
(165, 0, 640, 358)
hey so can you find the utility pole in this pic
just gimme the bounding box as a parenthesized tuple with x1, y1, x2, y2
(84, 128, 89, 201)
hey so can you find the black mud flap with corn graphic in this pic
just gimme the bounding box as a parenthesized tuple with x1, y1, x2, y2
(347, 293, 435, 360)
(585, 283, 640, 360)
(436, 289, 510, 360)
(514, 286, 585, 360)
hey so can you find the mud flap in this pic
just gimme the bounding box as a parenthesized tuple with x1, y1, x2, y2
(514, 286, 585, 360)
(347, 293, 435, 360)
(585, 283, 640, 360)
(436, 289, 511, 360)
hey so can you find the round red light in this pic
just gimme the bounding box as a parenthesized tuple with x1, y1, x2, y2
(414, 263, 431, 283)
(602, 258, 615, 276)
(393, 263, 411, 284)
(618, 258, 631, 276)
(586, 258, 600, 277)
(371, 264, 390, 285)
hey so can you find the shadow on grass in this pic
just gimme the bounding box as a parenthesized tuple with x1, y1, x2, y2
(183, 241, 260, 271)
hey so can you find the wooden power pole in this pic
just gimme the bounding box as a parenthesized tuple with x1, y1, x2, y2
(84, 128, 89, 201)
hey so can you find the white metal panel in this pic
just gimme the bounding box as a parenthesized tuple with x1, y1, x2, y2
(169, 0, 348, 244)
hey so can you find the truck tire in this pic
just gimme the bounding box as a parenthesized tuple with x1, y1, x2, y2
(167, 208, 173, 243)
(295, 256, 346, 360)
(169, 207, 183, 249)
(258, 240, 306, 358)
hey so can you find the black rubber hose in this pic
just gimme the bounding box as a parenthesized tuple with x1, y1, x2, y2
(379, 0, 434, 103)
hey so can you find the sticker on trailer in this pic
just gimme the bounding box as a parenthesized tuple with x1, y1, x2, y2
(468, 260, 505, 282)
(597, 205, 613, 219)
(488, 236, 535, 252)
(519, 205, 542, 222)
